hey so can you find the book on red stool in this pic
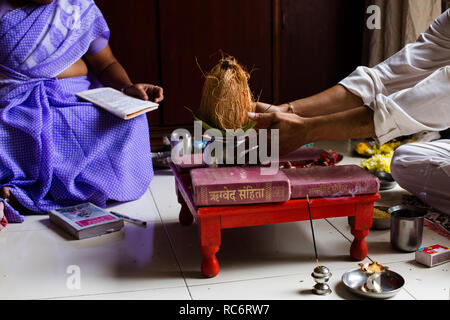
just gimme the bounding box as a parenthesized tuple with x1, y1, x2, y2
(283, 165, 380, 199)
(172, 146, 341, 173)
(191, 165, 380, 207)
(191, 166, 291, 206)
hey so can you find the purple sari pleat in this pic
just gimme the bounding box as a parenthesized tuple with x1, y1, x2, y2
(0, 0, 154, 222)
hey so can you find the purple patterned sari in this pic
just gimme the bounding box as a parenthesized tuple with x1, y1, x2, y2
(0, 0, 153, 222)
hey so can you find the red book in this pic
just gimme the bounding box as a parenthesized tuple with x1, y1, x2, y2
(282, 165, 380, 199)
(191, 167, 291, 206)
(276, 146, 331, 164)
(172, 153, 205, 173)
(173, 146, 339, 172)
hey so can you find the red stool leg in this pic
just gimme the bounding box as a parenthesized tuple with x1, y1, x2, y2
(350, 203, 373, 261)
(201, 245, 220, 278)
(350, 228, 369, 261)
(199, 216, 221, 278)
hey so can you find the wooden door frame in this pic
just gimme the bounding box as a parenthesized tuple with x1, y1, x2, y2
(272, 0, 282, 105)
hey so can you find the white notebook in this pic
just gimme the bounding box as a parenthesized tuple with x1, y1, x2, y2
(76, 87, 159, 120)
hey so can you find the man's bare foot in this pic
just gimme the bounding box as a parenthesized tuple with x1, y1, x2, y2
(1, 187, 10, 201)
(1, 187, 28, 214)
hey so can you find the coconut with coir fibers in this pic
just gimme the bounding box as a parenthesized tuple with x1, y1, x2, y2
(197, 56, 256, 132)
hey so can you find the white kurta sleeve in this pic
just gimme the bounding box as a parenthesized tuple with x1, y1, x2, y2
(339, 10, 450, 145)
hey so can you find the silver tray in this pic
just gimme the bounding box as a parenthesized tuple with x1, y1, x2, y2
(341, 268, 405, 299)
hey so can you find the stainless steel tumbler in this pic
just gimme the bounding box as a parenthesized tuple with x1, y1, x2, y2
(389, 205, 426, 252)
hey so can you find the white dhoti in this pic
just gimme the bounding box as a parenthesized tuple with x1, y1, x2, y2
(391, 140, 450, 215)
(339, 10, 450, 215)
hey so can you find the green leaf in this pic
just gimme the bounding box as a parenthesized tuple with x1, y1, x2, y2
(185, 106, 257, 135)
(184, 106, 225, 135)
(242, 120, 256, 132)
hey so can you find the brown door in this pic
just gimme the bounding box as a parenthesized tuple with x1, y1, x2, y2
(95, 0, 162, 127)
(278, 0, 366, 103)
(95, 0, 366, 129)
(159, 0, 273, 126)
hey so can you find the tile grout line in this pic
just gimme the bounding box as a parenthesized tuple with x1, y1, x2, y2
(325, 219, 421, 300)
(324, 218, 417, 264)
(399, 287, 418, 300)
(39, 284, 189, 300)
(324, 218, 354, 244)
(148, 185, 194, 300)
(324, 218, 378, 262)
(184, 264, 358, 289)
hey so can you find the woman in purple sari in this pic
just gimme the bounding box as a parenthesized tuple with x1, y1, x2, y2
(0, 0, 164, 227)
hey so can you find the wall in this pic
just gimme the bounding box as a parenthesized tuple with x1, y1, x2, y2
(95, 0, 366, 150)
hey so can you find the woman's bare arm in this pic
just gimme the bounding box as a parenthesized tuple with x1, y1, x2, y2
(84, 45, 163, 102)
(84, 44, 133, 90)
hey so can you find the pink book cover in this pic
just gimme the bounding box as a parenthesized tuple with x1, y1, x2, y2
(278, 147, 329, 163)
(191, 167, 291, 206)
(260, 146, 329, 166)
(172, 153, 206, 172)
(173, 147, 334, 172)
(282, 165, 380, 199)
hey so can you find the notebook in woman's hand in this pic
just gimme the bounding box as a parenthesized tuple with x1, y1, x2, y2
(77, 87, 159, 120)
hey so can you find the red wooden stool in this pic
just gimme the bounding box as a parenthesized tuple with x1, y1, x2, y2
(171, 164, 380, 278)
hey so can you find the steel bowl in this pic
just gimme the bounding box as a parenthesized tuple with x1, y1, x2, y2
(372, 171, 397, 191)
(342, 268, 405, 299)
(372, 206, 391, 230)
(347, 206, 391, 230)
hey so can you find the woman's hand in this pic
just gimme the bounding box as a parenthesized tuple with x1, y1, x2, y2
(124, 83, 164, 103)
(248, 111, 311, 155)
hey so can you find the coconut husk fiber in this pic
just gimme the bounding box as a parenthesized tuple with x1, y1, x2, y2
(197, 56, 256, 131)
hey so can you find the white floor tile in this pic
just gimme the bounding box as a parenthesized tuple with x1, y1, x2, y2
(6, 188, 161, 233)
(386, 261, 450, 300)
(49, 286, 191, 300)
(2, 140, 448, 300)
(106, 188, 161, 223)
(162, 218, 373, 286)
(0, 218, 185, 300)
(4, 214, 50, 233)
(327, 216, 450, 265)
(188, 267, 414, 300)
(150, 170, 181, 223)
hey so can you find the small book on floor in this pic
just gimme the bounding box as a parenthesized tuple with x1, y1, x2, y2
(76, 87, 159, 120)
(49, 203, 124, 240)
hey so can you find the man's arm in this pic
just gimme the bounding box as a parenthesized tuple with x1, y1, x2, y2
(256, 85, 363, 117)
(280, 85, 363, 117)
(248, 107, 375, 155)
(306, 107, 375, 143)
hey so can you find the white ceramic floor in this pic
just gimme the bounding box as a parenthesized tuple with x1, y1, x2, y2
(0, 140, 449, 300)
